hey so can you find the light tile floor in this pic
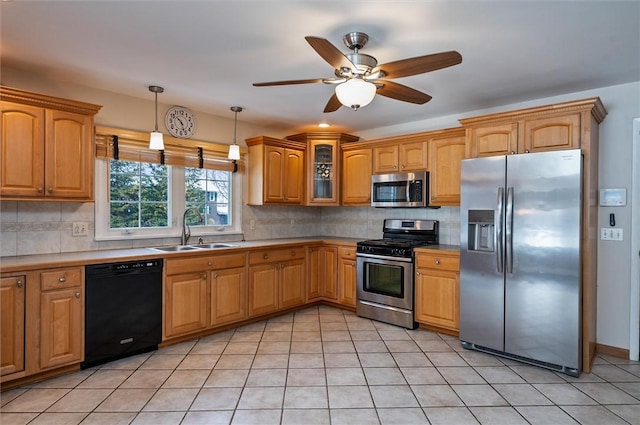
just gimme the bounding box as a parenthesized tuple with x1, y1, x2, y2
(1, 305, 639, 425)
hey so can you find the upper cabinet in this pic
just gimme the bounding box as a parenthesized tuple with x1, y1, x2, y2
(341, 146, 372, 206)
(427, 128, 466, 206)
(372, 136, 428, 174)
(286, 132, 359, 206)
(461, 98, 606, 158)
(0, 86, 102, 201)
(246, 136, 306, 205)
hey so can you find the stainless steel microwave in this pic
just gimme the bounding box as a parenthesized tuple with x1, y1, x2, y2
(371, 171, 429, 208)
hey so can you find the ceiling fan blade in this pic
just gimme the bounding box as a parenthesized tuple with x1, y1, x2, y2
(305, 36, 357, 70)
(375, 80, 432, 104)
(323, 93, 342, 113)
(373, 51, 462, 79)
(253, 78, 325, 87)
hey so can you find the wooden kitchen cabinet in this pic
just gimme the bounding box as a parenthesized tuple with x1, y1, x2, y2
(428, 129, 466, 206)
(372, 139, 428, 174)
(39, 267, 84, 370)
(248, 247, 306, 316)
(415, 250, 460, 333)
(286, 132, 360, 206)
(341, 147, 372, 205)
(1, 275, 25, 376)
(246, 136, 305, 205)
(0, 86, 101, 201)
(338, 246, 357, 307)
(307, 245, 339, 301)
(165, 252, 248, 338)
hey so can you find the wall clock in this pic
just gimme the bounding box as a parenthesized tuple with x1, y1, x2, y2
(165, 106, 197, 138)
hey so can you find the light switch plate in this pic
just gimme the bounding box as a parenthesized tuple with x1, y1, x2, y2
(601, 227, 623, 241)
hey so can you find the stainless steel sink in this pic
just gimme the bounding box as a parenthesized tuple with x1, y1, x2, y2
(190, 243, 237, 249)
(151, 245, 201, 252)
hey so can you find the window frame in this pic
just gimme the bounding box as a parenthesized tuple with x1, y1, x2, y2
(94, 158, 243, 241)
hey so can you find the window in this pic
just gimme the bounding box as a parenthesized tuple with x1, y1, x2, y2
(109, 160, 169, 228)
(95, 159, 242, 241)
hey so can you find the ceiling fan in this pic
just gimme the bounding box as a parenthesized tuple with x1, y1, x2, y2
(253, 32, 462, 113)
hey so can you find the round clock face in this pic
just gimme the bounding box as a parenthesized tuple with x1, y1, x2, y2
(165, 106, 197, 138)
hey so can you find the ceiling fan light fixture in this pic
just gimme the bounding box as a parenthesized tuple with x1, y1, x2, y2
(335, 78, 376, 110)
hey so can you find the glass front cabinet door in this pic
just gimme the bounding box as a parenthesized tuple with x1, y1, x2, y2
(286, 133, 359, 206)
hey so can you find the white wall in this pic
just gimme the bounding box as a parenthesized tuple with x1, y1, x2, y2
(2, 66, 639, 353)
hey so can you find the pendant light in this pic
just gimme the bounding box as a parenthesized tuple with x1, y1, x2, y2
(148, 85, 164, 150)
(228, 106, 242, 172)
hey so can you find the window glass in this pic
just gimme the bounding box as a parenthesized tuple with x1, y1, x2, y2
(109, 159, 169, 228)
(185, 168, 231, 226)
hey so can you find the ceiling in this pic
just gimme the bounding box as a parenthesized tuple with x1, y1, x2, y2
(1, 1, 639, 135)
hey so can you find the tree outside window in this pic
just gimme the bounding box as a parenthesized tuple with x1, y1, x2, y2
(185, 168, 231, 226)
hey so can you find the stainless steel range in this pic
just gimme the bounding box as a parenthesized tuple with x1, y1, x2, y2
(356, 219, 438, 329)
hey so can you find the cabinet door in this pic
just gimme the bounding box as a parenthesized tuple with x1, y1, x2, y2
(415, 269, 459, 331)
(373, 145, 399, 174)
(45, 110, 93, 199)
(308, 140, 338, 205)
(0, 102, 45, 197)
(399, 141, 428, 171)
(428, 135, 466, 206)
(468, 123, 518, 157)
(524, 113, 581, 153)
(323, 246, 339, 300)
(249, 264, 279, 316)
(1, 276, 25, 376)
(307, 247, 322, 300)
(165, 272, 208, 338)
(40, 287, 83, 369)
(211, 267, 247, 326)
(342, 148, 372, 205)
(280, 259, 306, 308)
(264, 146, 285, 202)
(338, 257, 357, 307)
(283, 148, 304, 204)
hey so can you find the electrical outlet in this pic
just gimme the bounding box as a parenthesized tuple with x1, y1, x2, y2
(72, 221, 89, 236)
(601, 227, 623, 241)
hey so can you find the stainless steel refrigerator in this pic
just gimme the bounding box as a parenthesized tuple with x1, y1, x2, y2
(460, 149, 582, 376)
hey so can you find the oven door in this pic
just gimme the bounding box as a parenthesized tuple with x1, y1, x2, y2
(356, 253, 414, 310)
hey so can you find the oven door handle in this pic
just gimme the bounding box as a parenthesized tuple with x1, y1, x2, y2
(356, 253, 413, 263)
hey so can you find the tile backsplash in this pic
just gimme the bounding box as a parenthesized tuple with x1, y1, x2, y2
(0, 201, 460, 256)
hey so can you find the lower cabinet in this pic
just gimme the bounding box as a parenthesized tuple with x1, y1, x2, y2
(248, 247, 306, 317)
(307, 245, 338, 301)
(39, 267, 84, 370)
(338, 246, 357, 307)
(164, 252, 247, 340)
(1, 275, 25, 376)
(414, 250, 460, 333)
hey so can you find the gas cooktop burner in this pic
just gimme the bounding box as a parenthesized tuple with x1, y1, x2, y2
(357, 219, 439, 258)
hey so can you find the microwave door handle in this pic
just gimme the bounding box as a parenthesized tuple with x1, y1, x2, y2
(496, 187, 504, 273)
(406, 181, 411, 203)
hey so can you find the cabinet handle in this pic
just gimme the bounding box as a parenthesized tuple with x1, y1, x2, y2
(214, 273, 218, 279)
(263, 254, 269, 260)
(393, 165, 397, 169)
(434, 259, 440, 265)
(202, 273, 207, 280)
(58, 277, 66, 283)
(75, 292, 81, 299)
(291, 250, 296, 256)
(16, 280, 23, 288)
(37, 187, 43, 193)
(208, 261, 213, 266)
(524, 149, 530, 153)
(47, 187, 53, 194)
(401, 164, 406, 169)
(416, 271, 420, 276)
(510, 151, 516, 155)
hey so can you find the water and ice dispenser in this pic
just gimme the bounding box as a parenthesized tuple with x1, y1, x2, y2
(467, 210, 495, 252)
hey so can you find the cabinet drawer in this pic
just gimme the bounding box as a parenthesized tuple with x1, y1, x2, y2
(249, 247, 305, 265)
(40, 267, 82, 291)
(166, 252, 246, 275)
(339, 246, 356, 259)
(415, 252, 459, 272)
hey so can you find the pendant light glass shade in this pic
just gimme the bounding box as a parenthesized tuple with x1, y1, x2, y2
(228, 144, 240, 160)
(335, 78, 376, 110)
(228, 106, 243, 161)
(148, 85, 164, 150)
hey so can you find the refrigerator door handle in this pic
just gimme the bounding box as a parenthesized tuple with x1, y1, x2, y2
(505, 186, 514, 274)
(496, 187, 504, 273)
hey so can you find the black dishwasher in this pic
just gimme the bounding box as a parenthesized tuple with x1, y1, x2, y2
(83, 259, 163, 369)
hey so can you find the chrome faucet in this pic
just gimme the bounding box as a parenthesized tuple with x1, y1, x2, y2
(181, 208, 203, 245)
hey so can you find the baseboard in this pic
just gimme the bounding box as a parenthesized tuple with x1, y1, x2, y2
(596, 343, 630, 360)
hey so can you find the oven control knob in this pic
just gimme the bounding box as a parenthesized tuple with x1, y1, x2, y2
(365, 246, 375, 254)
(392, 248, 406, 257)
